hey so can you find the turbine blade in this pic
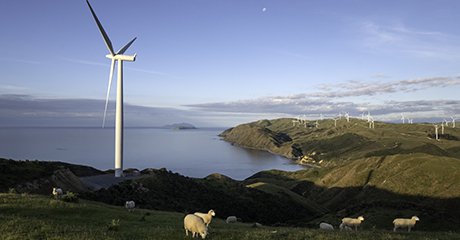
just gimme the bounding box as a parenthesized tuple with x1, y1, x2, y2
(86, 0, 115, 55)
(102, 59, 116, 128)
(117, 37, 137, 55)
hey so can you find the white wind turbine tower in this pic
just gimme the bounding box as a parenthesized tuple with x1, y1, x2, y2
(87, 0, 137, 178)
(441, 122, 445, 135)
(344, 112, 350, 122)
(452, 116, 456, 128)
(434, 124, 439, 141)
(400, 113, 406, 124)
(292, 117, 300, 127)
(368, 116, 375, 129)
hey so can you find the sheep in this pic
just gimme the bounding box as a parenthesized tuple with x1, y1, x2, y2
(52, 187, 63, 199)
(184, 214, 208, 239)
(393, 216, 420, 232)
(125, 201, 135, 212)
(319, 222, 334, 231)
(341, 216, 364, 231)
(194, 210, 215, 227)
(226, 216, 237, 224)
(339, 223, 353, 231)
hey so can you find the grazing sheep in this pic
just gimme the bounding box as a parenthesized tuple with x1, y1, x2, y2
(319, 222, 334, 231)
(341, 216, 364, 231)
(194, 210, 215, 227)
(226, 216, 237, 224)
(52, 187, 63, 199)
(125, 201, 135, 212)
(184, 214, 208, 239)
(393, 216, 420, 232)
(339, 223, 353, 231)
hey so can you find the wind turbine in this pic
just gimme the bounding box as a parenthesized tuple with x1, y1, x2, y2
(441, 122, 445, 135)
(434, 124, 439, 141)
(344, 112, 350, 122)
(333, 118, 338, 127)
(367, 114, 375, 129)
(452, 116, 456, 128)
(400, 113, 405, 124)
(444, 119, 449, 127)
(87, 0, 137, 178)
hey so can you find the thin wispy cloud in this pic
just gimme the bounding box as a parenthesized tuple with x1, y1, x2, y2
(359, 21, 460, 60)
(273, 50, 310, 61)
(0, 58, 41, 65)
(63, 57, 173, 77)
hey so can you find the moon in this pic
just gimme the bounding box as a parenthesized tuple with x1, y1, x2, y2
(262, 7, 267, 12)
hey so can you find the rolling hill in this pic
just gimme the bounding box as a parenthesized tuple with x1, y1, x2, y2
(221, 118, 460, 230)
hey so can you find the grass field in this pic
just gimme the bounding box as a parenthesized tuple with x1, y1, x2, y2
(1, 193, 459, 240)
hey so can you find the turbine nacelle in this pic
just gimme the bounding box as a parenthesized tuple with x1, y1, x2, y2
(106, 54, 136, 62)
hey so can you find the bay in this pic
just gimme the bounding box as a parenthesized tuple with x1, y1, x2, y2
(0, 127, 304, 180)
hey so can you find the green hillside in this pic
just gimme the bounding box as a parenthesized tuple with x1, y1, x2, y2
(220, 118, 460, 162)
(1, 193, 459, 240)
(221, 118, 460, 230)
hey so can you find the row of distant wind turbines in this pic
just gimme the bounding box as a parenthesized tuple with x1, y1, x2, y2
(292, 112, 457, 140)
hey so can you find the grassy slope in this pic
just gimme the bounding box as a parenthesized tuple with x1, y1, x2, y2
(223, 118, 460, 230)
(1, 193, 459, 240)
(0, 158, 103, 192)
(221, 118, 460, 161)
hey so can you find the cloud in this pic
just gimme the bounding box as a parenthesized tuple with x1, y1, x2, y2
(359, 21, 460, 60)
(187, 76, 460, 122)
(0, 94, 200, 127)
(62, 57, 173, 77)
(0, 58, 41, 65)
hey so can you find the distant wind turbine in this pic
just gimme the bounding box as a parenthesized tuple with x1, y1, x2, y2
(452, 116, 456, 128)
(333, 118, 338, 127)
(444, 119, 449, 127)
(345, 112, 350, 122)
(87, 0, 137, 178)
(400, 113, 406, 124)
(434, 124, 439, 141)
(441, 122, 445, 135)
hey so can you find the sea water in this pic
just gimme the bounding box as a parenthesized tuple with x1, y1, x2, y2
(0, 127, 304, 180)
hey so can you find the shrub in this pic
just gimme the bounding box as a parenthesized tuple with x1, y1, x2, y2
(62, 191, 79, 203)
(107, 219, 120, 231)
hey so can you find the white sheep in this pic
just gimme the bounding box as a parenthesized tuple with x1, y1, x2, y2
(194, 209, 215, 227)
(125, 201, 135, 212)
(52, 187, 63, 199)
(226, 216, 237, 224)
(341, 216, 364, 231)
(184, 214, 208, 239)
(393, 216, 420, 232)
(339, 223, 353, 231)
(319, 222, 334, 231)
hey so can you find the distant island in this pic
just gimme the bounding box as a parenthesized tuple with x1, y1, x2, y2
(162, 122, 197, 130)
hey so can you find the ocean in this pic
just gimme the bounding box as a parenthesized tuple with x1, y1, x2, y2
(0, 127, 304, 180)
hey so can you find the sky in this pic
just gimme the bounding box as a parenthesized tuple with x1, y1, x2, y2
(1, 0, 460, 127)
